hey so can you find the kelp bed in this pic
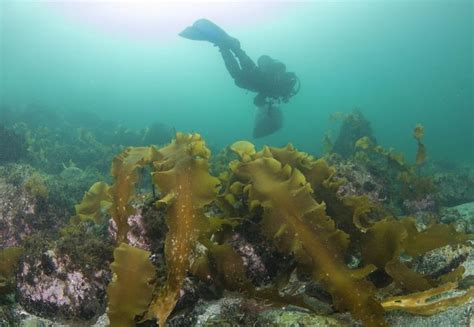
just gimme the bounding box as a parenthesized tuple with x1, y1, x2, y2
(6, 132, 472, 326)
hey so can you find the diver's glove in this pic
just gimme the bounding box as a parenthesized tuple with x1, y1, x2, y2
(179, 18, 241, 50)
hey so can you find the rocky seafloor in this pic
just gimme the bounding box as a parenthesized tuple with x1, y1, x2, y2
(1, 161, 473, 327)
(1, 109, 473, 326)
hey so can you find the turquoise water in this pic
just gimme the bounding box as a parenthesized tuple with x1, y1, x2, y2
(1, 1, 472, 162)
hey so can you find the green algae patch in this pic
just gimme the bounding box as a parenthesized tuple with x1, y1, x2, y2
(107, 243, 155, 327)
(24, 172, 49, 199)
(0, 247, 23, 294)
(58, 221, 113, 272)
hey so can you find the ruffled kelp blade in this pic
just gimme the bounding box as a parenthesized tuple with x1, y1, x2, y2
(253, 105, 283, 138)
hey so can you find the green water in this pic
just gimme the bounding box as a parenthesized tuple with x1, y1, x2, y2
(1, 1, 472, 161)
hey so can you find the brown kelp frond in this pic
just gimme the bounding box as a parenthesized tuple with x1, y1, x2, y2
(107, 243, 156, 327)
(206, 242, 252, 291)
(73, 134, 219, 326)
(72, 181, 111, 224)
(230, 140, 256, 162)
(253, 144, 344, 192)
(149, 132, 220, 326)
(258, 144, 373, 236)
(342, 195, 376, 232)
(413, 124, 426, 165)
(355, 136, 373, 150)
(70, 132, 472, 326)
(415, 143, 426, 165)
(413, 124, 424, 141)
(362, 217, 473, 292)
(355, 136, 406, 167)
(381, 282, 474, 315)
(231, 153, 386, 326)
(261, 143, 315, 171)
(109, 146, 161, 243)
(72, 146, 160, 243)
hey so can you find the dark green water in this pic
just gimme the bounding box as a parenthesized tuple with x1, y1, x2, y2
(1, 1, 472, 162)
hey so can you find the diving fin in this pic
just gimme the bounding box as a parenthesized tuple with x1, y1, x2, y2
(253, 105, 283, 138)
(179, 19, 240, 49)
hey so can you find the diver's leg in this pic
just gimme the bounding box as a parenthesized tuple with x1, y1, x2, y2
(219, 47, 243, 81)
(180, 19, 241, 50)
(232, 48, 256, 71)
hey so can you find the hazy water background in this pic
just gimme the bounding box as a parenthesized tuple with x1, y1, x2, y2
(1, 1, 472, 162)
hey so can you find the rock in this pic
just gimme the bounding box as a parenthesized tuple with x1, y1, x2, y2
(228, 232, 281, 285)
(278, 270, 333, 315)
(0, 304, 20, 326)
(92, 313, 109, 327)
(402, 195, 437, 215)
(17, 248, 109, 321)
(434, 173, 474, 207)
(386, 299, 473, 327)
(260, 309, 347, 326)
(463, 249, 474, 277)
(441, 202, 474, 233)
(334, 160, 387, 204)
(5, 304, 104, 327)
(412, 244, 472, 279)
(0, 167, 36, 247)
(387, 246, 474, 327)
(332, 110, 376, 159)
(168, 295, 346, 327)
(0, 164, 74, 248)
(18, 312, 55, 327)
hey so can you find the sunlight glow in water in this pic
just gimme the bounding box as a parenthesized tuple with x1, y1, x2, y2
(48, 1, 293, 40)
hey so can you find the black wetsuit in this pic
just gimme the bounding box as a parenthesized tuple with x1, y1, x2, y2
(218, 47, 299, 107)
(180, 18, 299, 137)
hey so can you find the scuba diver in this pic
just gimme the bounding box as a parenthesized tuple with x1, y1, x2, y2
(179, 19, 300, 138)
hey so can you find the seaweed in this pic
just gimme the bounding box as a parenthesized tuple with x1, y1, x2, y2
(147, 133, 220, 326)
(107, 243, 156, 327)
(24, 172, 49, 199)
(72, 181, 111, 224)
(413, 124, 426, 165)
(109, 146, 161, 243)
(226, 141, 472, 325)
(230, 146, 386, 326)
(361, 217, 472, 292)
(332, 110, 377, 158)
(73, 146, 160, 243)
(57, 221, 114, 272)
(70, 133, 473, 327)
(381, 281, 474, 315)
(354, 128, 436, 207)
(0, 247, 24, 296)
